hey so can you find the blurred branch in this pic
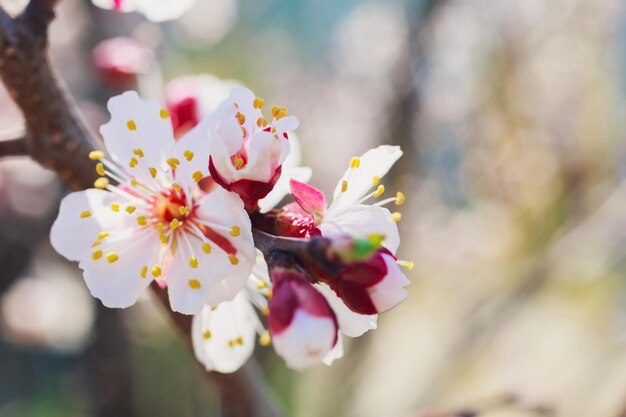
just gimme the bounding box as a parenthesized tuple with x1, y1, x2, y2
(0, 2, 284, 417)
(0, 135, 27, 157)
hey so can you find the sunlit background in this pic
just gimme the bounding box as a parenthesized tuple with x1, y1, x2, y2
(2, 0, 626, 416)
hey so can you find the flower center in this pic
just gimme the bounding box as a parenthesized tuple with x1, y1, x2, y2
(150, 188, 193, 225)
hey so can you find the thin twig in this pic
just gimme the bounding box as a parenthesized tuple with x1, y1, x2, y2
(0, 135, 27, 157)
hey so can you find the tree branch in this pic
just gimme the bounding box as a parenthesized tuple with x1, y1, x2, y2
(0, 135, 27, 157)
(0, 2, 285, 416)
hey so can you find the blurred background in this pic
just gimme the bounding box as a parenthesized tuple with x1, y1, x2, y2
(1, 0, 626, 416)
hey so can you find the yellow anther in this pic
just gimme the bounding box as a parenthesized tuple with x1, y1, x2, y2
(373, 185, 385, 197)
(397, 260, 414, 270)
(211, 306, 218, 311)
(203, 330, 212, 340)
(160, 108, 170, 119)
(97, 232, 109, 240)
(166, 158, 181, 170)
(183, 150, 194, 161)
(228, 340, 235, 348)
(229, 226, 240, 237)
(350, 157, 361, 169)
(261, 306, 269, 316)
(235, 336, 244, 345)
(253, 97, 265, 109)
(133, 148, 144, 158)
(256, 117, 268, 128)
(178, 206, 189, 216)
(91, 250, 103, 260)
(233, 102, 239, 109)
(259, 330, 271, 346)
(130, 178, 139, 187)
(228, 254, 239, 265)
(151, 265, 162, 277)
(159, 234, 169, 244)
(126, 206, 136, 214)
(80, 210, 92, 219)
(110, 203, 120, 212)
(202, 243, 212, 254)
(271, 106, 287, 119)
(149, 167, 157, 178)
(256, 280, 267, 289)
(172, 183, 181, 193)
(96, 162, 105, 176)
(372, 176, 381, 186)
(157, 222, 164, 233)
(392, 212, 402, 222)
(89, 150, 105, 160)
(235, 112, 246, 125)
(129, 157, 138, 168)
(91, 241, 101, 248)
(137, 216, 148, 226)
(189, 256, 198, 268)
(170, 218, 181, 229)
(188, 279, 201, 289)
(94, 177, 109, 189)
(140, 265, 148, 278)
(341, 180, 348, 193)
(395, 192, 405, 206)
(266, 289, 273, 299)
(192, 171, 203, 183)
(127, 120, 137, 131)
(232, 156, 245, 170)
(106, 252, 119, 263)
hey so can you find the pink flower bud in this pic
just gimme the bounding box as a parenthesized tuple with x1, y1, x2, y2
(326, 250, 409, 315)
(92, 37, 154, 90)
(268, 255, 338, 370)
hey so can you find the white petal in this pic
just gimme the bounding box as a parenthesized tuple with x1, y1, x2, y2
(134, 0, 195, 21)
(320, 204, 400, 254)
(92, 0, 136, 12)
(78, 230, 160, 308)
(50, 189, 133, 262)
(173, 117, 213, 190)
(272, 310, 337, 370)
(316, 283, 377, 338)
(330, 145, 402, 211)
(165, 233, 232, 315)
(368, 254, 410, 312)
(194, 187, 256, 304)
(100, 91, 175, 183)
(259, 166, 312, 212)
(322, 336, 344, 366)
(192, 293, 257, 373)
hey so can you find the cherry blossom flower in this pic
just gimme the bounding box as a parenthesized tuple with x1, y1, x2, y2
(92, 0, 196, 22)
(289, 145, 411, 314)
(50, 91, 255, 314)
(208, 87, 299, 207)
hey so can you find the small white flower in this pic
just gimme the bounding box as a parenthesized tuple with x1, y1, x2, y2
(50, 91, 255, 315)
(92, 0, 196, 22)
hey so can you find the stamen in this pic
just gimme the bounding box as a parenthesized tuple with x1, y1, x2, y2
(271, 106, 287, 120)
(235, 112, 246, 125)
(392, 212, 402, 222)
(183, 150, 194, 161)
(127, 120, 137, 131)
(203, 330, 212, 340)
(137, 216, 148, 226)
(372, 176, 381, 186)
(106, 252, 119, 263)
(341, 180, 348, 193)
(397, 260, 414, 270)
(256, 117, 268, 128)
(110, 203, 120, 212)
(133, 148, 144, 158)
(229, 226, 240, 237)
(166, 158, 181, 170)
(259, 330, 271, 347)
(94, 177, 110, 189)
(80, 210, 92, 219)
(256, 281, 267, 289)
(232, 156, 245, 170)
(253, 97, 264, 109)
(189, 256, 198, 268)
(228, 254, 239, 265)
(202, 243, 212, 254)
(97, 232, 109, 239)
(192, 171, 203, 183)
(151, 265, 162, 277)
(172, 183, 182, 193)
(140, 265, 148, 278)
(188, 279, 201, 289)
(148, 167, 157, 178)
(96, 163, 105, 176)
(159, 234, 169, 245)
(395, 192, 405, 205)
(170, 218, 181, 229)
(126, 206, 136, 214)
(89, 150, 105, 160)
(91, 241, 101, 247)
(160, 108, 169, 119)
(92, 250, 103, 260)
(373, 185, 385, 197)
(350, 157, 361, 169)
(157, 222, 164, 233)
(129, 157, 138, 168)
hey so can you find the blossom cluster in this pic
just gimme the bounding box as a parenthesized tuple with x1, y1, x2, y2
(50, 85, 411, 372)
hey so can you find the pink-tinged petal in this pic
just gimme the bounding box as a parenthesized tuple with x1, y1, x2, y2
(316, 283, 377, 338)
(322, 336, 344, 366)
(367, 253, 410, 313)
(259, 166, 312, 212)
(192, 293, 257, 373)
(78, 229, 161, 309)
(92, 37, 154, 90)
(92, 0, 136, 12)
(289, 179, 326, 225)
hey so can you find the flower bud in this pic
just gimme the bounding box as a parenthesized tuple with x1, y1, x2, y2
(267, 253, 338, 370)
(92, 37, 154, 91)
